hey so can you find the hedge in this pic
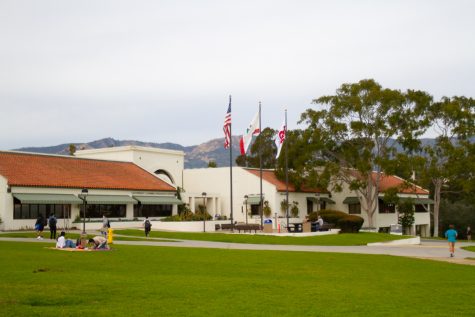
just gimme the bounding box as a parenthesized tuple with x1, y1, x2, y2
(307, 209, 364, 233)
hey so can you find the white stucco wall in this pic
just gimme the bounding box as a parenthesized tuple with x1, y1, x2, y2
(183, 167, 333, 224)
(0, 175, 9, 231)
(76, 146, 185, 188)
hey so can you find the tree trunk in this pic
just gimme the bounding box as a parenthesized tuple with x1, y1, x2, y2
(362, 177, 378, 228)
(432, 179, 443, 237)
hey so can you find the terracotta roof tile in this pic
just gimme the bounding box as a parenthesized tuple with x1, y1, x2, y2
(376, 172, 429, 195)
(244, 169, 327, 193)
(243, 168, 429, 195)
(0, 152, 175, 191)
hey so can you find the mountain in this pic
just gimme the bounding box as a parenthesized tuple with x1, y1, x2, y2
(14, 137, 242, 169)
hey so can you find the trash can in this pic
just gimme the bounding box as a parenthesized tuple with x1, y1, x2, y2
(302, 222, 311, 232)
(263, 219, 273, 233)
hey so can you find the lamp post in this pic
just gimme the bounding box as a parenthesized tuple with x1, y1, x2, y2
(244, 195, 248, 224)
(315, 192, 320, 213)
(202, 192, 207, 232)
(79, 188, 88, 235)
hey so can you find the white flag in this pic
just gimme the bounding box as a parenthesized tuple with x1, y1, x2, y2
(239, 111, 260, 155)
(274, 119, 286, 158)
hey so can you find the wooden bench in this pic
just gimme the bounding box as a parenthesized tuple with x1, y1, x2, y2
(220, 223, 234, 230)
(234, 224, 262, 233)
(311, 222, 335, 232)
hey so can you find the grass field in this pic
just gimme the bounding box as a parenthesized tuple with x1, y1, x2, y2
(462, 246, 475, 252)
(1, 240, 474, 316)
(114, 229, 409, 246)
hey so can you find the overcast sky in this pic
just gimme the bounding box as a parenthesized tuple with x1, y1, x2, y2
(1, 0, 474, 150)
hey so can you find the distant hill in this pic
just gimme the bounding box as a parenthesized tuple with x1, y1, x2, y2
(14, 136, 242, 169)
(13, 136, 443, 169)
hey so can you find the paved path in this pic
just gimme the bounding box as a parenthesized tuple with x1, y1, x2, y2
(1, 236, 474, 265)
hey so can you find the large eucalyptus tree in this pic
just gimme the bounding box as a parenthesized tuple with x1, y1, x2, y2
(298, 79, 432, 227)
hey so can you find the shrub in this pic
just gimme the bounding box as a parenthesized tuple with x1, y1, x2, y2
(337, 215, 364, 233)
(290, 201, 299, 218)
(307, 209, 364, 233)
(319, 209, 348, 224)
(263, 201, 272, 217)
(162, 211, 212, 222)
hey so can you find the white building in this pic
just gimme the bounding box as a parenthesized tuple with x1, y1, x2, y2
(0, 150, 181, 231)
(0, 146, 432, 235)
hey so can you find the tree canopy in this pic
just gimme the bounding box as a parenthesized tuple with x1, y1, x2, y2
(297, 79, 433, 227)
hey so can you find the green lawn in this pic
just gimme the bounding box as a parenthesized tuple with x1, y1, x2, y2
(115, 229, 409, 246)
(462, 246, 475, 252)
(0, 241, 474, 316)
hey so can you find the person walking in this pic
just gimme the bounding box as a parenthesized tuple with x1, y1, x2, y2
(35, 214, 45, 240)
(445, 224, 458, 257)
(48, 213, 57, 240)
(143, 217, 152, 237)
(101, 215, 109, 237)
(467, 226, 472, 241)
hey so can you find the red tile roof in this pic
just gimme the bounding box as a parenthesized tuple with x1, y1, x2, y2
(244, 168, 429, 195)
(244, 169, 327, 193)
(376, 172, 429, 195)
(0, 151, 175, 191)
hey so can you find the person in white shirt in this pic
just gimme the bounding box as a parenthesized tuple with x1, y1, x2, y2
(56, 231, 75, 248)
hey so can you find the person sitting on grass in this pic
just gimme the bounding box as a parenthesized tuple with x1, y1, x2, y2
(88, 236, 108, 250)
(56, 231, 76, 248)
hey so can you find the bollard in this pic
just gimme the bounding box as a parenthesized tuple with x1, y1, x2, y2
(107, 228, 113, 244)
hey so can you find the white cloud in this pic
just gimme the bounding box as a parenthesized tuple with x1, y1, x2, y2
(0, 0, 474, 149)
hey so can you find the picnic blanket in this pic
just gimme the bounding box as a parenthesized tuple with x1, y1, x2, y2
(46, 247, 111, 252)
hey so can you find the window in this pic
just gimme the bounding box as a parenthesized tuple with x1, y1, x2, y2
(13, 204, 71, 219)
(378, 199, 395, 213)
(81, 205, 126, 218)
(134, 204, 172, 217)
(250, 204, 260, 216)
(415, 204, 427, 213)
(348, 203, 361, 214)
(306, 199, 313, 214)
(320, 201, 327, 210)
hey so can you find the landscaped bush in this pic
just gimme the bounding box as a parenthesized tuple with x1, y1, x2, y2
(337, 215, 364, 233)
(307, 209, 364, 233)
(162, 211, 212, 222)
(319, 209, 348, 224)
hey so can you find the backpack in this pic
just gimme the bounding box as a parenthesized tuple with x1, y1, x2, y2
(144, 220, 151, 229)
(49, 216, 57, 227)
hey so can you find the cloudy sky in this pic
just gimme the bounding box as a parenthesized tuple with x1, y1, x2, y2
(1, 0, 474, 150)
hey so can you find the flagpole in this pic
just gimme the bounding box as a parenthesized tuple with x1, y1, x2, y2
(259, 102, 263, 228)
(285, 109, 289, 228)
(229, 95, 234, 231)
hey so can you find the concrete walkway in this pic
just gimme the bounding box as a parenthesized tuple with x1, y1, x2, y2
(1, 235, 474, 266)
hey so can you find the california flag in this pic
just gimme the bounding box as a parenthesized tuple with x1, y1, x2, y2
(239, 111, 260, 155)
(274, 119, 286, 158)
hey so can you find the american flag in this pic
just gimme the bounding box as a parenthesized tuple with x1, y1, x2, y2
(223, 97, 232, 149)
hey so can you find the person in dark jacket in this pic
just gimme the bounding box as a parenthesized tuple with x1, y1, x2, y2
(35, 214, 45, 240)
(48, 214, 57, 240)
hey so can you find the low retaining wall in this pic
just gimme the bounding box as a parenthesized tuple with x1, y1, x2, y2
(367, 236, 421, 246)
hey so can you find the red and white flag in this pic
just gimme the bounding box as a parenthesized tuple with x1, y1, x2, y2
(274, 118, 286, 158)
(239, 111, 260, 155)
